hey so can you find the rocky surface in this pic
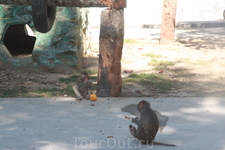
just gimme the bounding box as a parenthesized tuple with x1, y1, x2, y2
(0, 5, 90, 72)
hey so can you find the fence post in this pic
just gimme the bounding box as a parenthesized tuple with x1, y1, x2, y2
(97, 8, 124, 97)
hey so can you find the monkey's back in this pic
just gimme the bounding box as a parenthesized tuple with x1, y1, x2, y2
(138, 108, 159, 142)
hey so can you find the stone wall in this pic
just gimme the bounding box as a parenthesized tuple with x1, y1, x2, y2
(0, 5, 90, 72)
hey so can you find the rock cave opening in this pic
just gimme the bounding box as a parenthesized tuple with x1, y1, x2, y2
(3, 24, 36, 57)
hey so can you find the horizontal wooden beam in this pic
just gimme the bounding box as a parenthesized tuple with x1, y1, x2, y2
(0, 0, 126, 8)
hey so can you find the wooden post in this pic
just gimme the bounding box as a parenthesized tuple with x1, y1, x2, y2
(0, 0, 126, 8)
(97, 8, 124, 97)
(160, 0, 177, 44)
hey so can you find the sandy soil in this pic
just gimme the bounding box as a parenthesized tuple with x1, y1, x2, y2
(1, 28, 225, 97)
(85, 36, 225, 97)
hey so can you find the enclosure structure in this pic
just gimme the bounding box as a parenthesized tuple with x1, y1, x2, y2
(0, 0, 126, 97)
(0, 5, 90, 72)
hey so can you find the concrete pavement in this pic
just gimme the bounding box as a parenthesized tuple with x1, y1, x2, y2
(1, 97, 225, 150)
(91, 27, 225, 42)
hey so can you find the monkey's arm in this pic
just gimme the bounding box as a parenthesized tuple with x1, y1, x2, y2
(88, 80, 93, 88)
(131, 117, 142, 126)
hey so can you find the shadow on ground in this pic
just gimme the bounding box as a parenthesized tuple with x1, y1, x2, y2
(176, 28, 225, 50)
(0, 97, 225, 150)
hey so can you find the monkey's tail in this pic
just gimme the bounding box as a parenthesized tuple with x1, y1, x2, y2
(153, 141, 176, 147)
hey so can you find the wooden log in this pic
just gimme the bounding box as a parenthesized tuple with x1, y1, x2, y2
(0, 0, 126, 8)
(160, 0, 177, 44)
(97, 8, 124, 97)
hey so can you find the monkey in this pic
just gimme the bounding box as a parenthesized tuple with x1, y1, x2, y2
(121, 103, 168, 132)
(72, 71, 93, 101)
(127, 100, 176, 147)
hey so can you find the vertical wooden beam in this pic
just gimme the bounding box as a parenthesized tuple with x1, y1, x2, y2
(97, 8, 124, 97)
(160, 0, 177, 44)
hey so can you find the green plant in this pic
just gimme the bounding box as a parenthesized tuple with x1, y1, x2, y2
(0, 70, 98, 98)
(124, 39, 138, 44)
(142, 53, 162, 58)
(148, 59, 175, 66)
(122, 73, 172, 93)
(0, 89, 20, 97)
(177, 58, 211, 65)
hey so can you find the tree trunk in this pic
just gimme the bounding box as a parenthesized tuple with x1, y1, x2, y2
(0, 0, 126, 8)
(160, 0, 177, 44)
(97, 8, 124, 97)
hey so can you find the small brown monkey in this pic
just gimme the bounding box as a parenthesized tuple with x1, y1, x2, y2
(121, 104, 169, 132)
(73, 71, 92, 101)
(129, 100, 176, 147)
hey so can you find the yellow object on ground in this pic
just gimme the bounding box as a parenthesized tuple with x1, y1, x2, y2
(90, 94, 97, 101)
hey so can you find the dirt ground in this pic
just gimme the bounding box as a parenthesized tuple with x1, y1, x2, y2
(1, 28, 225, 97)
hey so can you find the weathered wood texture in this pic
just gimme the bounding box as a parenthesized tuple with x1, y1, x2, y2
(223, 10, 225, 19)
(0, 0, 126, 8)
(160, 0, 177, 44)
(97, 8, 124, 97)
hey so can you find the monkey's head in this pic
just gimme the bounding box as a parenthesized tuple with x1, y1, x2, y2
(137, 100, 151, 111)
(80, 72, 89, 81)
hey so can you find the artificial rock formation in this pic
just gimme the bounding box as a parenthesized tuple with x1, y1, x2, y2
(0, 5, 90, 72)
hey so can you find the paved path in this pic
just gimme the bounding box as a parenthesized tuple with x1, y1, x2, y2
(91, 27, 225, 42)
(1, 97, 225, 150)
